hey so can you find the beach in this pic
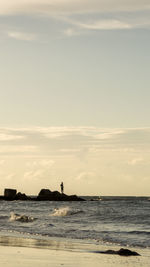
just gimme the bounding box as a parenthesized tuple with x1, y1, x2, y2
(0, 242, 149, 267)
(0, 235, 150, 267)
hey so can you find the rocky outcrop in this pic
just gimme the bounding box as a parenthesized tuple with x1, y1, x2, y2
(1, 188, 85, 201)
(37, 189, 85, 201)
(4, 189, 17, 200)
(15, 192, 30, 200)
(37, 189, 53, 201)
(98, 248, 140, 256)
(65, 194, 85, 201)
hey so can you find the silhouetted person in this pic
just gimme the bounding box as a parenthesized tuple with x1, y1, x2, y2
(60, 182, 64, 194)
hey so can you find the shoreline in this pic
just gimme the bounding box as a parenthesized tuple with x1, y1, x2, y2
(0, 234, 150, 267)
(0, 233, 149, 252)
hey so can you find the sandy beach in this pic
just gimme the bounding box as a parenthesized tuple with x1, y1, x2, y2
(0, 238, 149, 267)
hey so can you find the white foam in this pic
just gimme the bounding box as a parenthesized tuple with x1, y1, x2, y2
(50, 207, 82, 217)
(50, 207, 70, 217)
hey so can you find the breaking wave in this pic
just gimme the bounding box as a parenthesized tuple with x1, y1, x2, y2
(9, 212, 36, 223)
(50, 207, 82, 217)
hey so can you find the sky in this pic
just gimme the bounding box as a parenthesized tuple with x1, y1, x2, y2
(0, 0, 150, 196)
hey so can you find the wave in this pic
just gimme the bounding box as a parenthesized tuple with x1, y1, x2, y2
(9, 212, 36, 223)
(50, 207, 82, 217)
(0, 215, 8, 220)
(128, 230, 150, 236)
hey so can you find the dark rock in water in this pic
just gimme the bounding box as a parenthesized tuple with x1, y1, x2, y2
(98, 248, 140, 256)
(15, 192, 30, 200)
(1, 188, 85, 201)
(4, 189, 17, 200)
(66, 194, 85, 201)
(52, 191, 63, 200)
(37, 189, 85, 201)
(4, 189, 31, 201)
(37, 189, 53, 200)
(38, 189, 52, 196)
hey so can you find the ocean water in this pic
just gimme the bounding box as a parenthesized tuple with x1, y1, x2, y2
(0, 196, 150, 250)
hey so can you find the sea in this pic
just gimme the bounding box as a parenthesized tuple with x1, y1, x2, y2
(0, 196, 150, 251)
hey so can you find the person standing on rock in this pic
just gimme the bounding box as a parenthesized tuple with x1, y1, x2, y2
(60, 182, 64, 194)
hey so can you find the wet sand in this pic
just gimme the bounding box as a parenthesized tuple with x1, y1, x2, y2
(0, 235, 149, 267)
(0, 243, 150, 267)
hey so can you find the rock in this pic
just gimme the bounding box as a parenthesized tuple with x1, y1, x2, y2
(66, 194, 85, 201)
(38, 189, 52, 196)
(98, 248, 140, 256)
(4, 189, 17, 200)
(15, 192, 30, 200)
(1, 188, 85, 202)
(51, 191, 63, 200)
(118, 248, 140, 256)
(37, 189, 53, 200)
(37, 189, 85, 201)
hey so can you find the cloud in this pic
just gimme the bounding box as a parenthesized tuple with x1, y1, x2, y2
(63, 27, 82, 37)
(63, 20, 131, 37)
(5, 173, 16, 181)
(59, 149, 81, 153)
(76, 171, 93, 180)
(35, 126, 125, 140)
(128, 158, 144, 166)
(0, 160, 5, 165)
(0, 0, 150, 40)
(76, 19, 131, 30)
(0, 126, 149, 158)
(0, 133, 24, 141)
(0, 126, 150, 143)
(0, 145, 37, 154)
(23, 169, 45, 180)
(0, 1, 149, 16)
(7, 31, 37, 41)
(26, 159, 55, 167)
(92, 129, 125, 140)
(76, 171, 95, 185)
(23, 159, 55, 181)
(62, 13, 150, 36)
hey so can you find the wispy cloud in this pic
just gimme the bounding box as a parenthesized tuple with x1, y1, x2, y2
(0, 145, 37, 154)
(0, 1, 150, 33)
(23, 169, 46, 180)
(26, 159, 55, 168)
(62, 14, 150, 36)
(63, 27, 83, 37)
(0, 160, 5, 165)
(62, 16, 132, 32)
(76, 171, 95, 181)
(0, 1, 149, 16)
(5, 173, 16, 181)
(0, 126, 149, 157)
(128, 158, 144, 166)
(0, 133, 24, 141)
(63, 20, 131, 37)
(77, 19, 131, 30)
(7, 31, 37, 41)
